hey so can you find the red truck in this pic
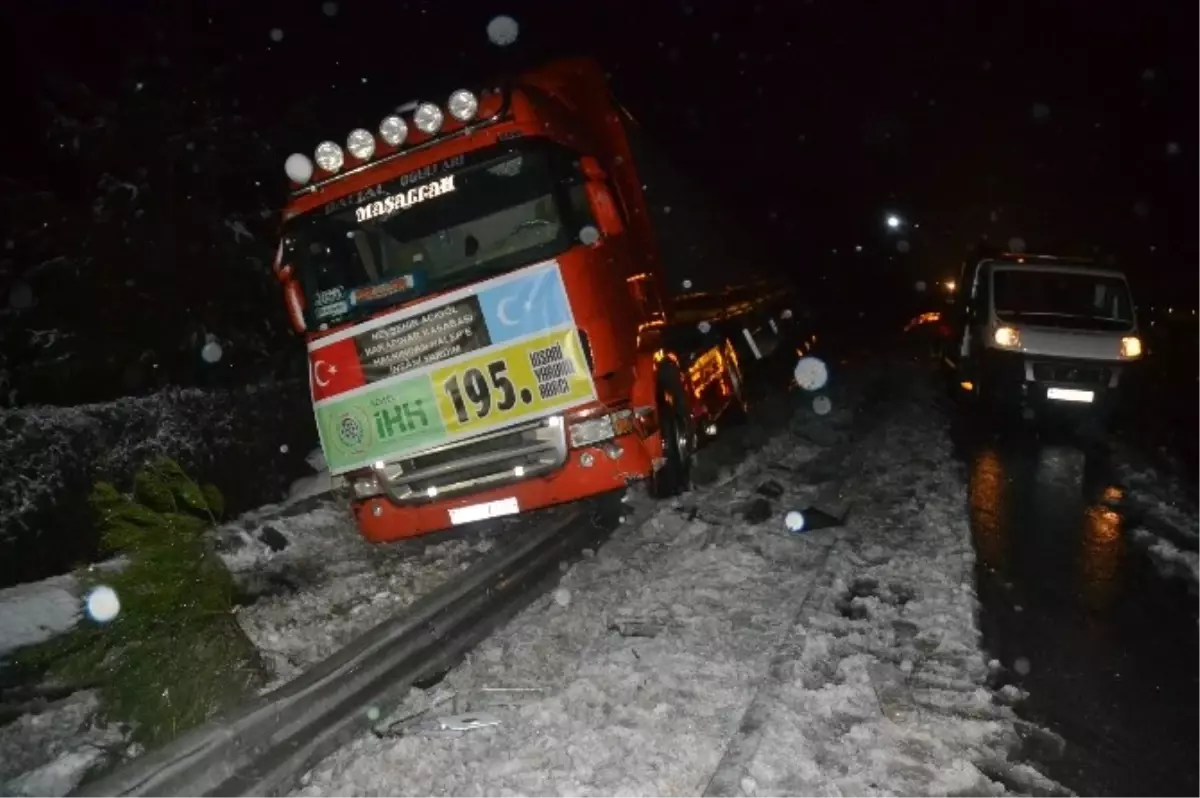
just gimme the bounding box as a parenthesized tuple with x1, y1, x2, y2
(273, 57, 753, 543)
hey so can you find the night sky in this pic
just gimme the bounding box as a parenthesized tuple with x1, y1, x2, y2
(8, 0, 1198, 311)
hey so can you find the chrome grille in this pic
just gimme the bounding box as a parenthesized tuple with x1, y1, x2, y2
(373, 417, 567, 504)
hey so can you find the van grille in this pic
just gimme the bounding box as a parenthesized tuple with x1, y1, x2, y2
(1031, 362, 1109, 385)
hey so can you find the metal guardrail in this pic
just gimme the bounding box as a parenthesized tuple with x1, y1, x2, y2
(75, 499, 614, 797)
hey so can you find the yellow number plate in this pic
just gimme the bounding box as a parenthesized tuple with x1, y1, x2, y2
(431, 328, 595, 435)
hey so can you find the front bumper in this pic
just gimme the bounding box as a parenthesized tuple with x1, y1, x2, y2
(351, 427, 655, 543)
(979, 349, 1138, 414)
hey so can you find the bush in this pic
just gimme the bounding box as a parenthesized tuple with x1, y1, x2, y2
(18, 458, 265, 746)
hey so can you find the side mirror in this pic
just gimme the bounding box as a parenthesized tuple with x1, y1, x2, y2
(283, 280, 307, 334)
(585, 180, 624, 239)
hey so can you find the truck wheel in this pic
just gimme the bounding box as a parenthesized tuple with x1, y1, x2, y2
(651, 374, 693, 498)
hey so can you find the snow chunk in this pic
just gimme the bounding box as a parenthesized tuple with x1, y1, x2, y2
(487, 14, 519, 46)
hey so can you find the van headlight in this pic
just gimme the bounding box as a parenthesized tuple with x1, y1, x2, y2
(1119, 336, 1143, 359)
(993, 326, 1021, 349)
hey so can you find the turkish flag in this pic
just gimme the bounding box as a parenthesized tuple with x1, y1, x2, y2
(309, 337, 366, 401)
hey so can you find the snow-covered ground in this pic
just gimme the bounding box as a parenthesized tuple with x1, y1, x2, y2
(1110, 441, 1199, 590)
(216, 495, 507, 689)
(0, 462, 507, 795)
(293, 367, 1061, 797)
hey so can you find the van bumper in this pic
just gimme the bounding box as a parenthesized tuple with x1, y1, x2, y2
(979, 349, 1139, 416)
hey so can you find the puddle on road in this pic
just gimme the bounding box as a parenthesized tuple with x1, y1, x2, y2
(961, 436, 1198, 797)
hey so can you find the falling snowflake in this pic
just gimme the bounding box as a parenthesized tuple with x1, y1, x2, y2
(322, 2, 339, 17)
(1166, 141, 1181, 156)
(8, 281, 34, 310)
(286, 153, 314, 184)
(896, 240, 910, 253)
(280, 444, 289, 454)
(794, 356, 829, 392)
(1008, 237, 1027, 253)
(201, 340, 224, 364)
(698, 321, 711, 334)
(914, 280, 927, 292)
(86, 585, 121, 623)
(553, 587, 571, 607)
(269, 28, 284, 42)
(812, 395, 832, 415)
(1132, 200, 1150, 218)
(1141, 67, 1155, 81)
(1014, 656, 1032, 675)
(784, 510, 806, 533)
(578, 225, 600, 245)
(365, 706, 381, 721)
(682, 279, 693, 290)
(487, 15, 520, 46)
(990, 210, 999, 222)
(1031, 103, 1050, 121)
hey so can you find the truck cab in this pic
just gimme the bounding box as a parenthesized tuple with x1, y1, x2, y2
(944, 253, 1143, 426)
(274, 58, 741, 542)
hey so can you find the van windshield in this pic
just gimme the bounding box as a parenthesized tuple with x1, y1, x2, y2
(992, 269, 1134, 331)
(284, 140, 591, 327)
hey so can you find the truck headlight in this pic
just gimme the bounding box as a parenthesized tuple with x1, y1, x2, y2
(379, 115, 408, 146)
(1119, 336, 1143, 359)
(352, 474, 382, 498)
(447, 89, 478, 122)
(346, 128, 376, 160)
(568, 410, 634, 448)
(413, 102, 444, 134)
(314, 140, 345, 173)
(993, 326, 1021, 349)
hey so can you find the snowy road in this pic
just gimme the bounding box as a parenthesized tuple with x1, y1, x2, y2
(292, 362, 1060, 797)
(958, 424, 1199, 797)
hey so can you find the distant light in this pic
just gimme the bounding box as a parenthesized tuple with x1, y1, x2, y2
(944, 279, 957, 292)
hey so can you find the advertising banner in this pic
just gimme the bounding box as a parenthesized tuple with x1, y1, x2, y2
(308, 260, 594, 475)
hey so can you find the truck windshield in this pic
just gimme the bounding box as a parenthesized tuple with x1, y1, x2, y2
(285, 140, 589, 326)
(992, 269, 1134, 331)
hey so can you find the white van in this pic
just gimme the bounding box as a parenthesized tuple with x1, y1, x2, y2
(944, 254, 1143, 425)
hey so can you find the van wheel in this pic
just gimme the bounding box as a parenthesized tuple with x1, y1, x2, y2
(651, 373, 693, 498)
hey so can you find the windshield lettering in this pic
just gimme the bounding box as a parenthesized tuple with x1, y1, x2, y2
(356, 175, 456, 223)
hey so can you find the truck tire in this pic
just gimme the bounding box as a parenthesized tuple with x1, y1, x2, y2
(651, 370, 694, 498)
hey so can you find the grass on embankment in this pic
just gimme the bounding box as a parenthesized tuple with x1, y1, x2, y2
(16, 457, 266, 747)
